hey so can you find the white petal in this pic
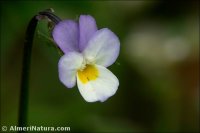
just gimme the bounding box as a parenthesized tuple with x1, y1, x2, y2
(76, 65, 119, 102)
(58, 52, 83, 88)
(83, 28, 120, 67)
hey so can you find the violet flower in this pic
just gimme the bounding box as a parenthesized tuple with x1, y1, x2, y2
(53, 15, 120, 102)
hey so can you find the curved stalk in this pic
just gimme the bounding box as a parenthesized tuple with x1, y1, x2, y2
(18, 10, 61, 128)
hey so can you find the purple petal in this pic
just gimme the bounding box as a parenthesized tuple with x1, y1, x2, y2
(79, 15, 98, 52)
(83, 28, 120, 67)
(53, 20, 79, 53)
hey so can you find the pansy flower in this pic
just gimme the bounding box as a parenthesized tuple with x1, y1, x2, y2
(52, 15, 120, 102)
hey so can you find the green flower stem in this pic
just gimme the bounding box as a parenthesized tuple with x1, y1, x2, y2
(18, 10, 61, 128)
(18, 15, 38, 128)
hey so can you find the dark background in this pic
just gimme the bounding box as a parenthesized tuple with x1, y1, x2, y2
(0, 1, 199, 132)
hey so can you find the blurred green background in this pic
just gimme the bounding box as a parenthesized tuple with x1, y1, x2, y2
(0, 1, 199, 132)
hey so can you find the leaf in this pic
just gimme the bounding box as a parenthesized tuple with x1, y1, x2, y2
(36, 30, 64, 57)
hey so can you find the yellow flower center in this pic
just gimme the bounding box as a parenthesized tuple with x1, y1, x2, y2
(78, 65, 99, 84)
